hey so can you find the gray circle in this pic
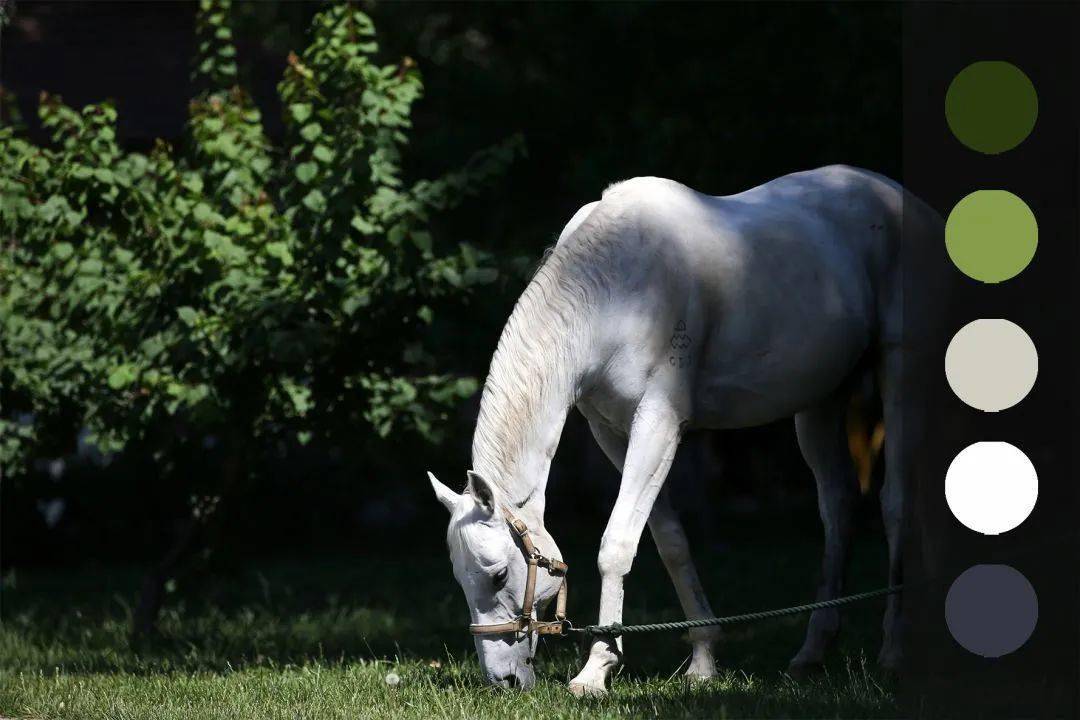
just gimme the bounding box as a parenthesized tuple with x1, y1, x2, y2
(946, 564, 1037, 657)
(945, 319, 1038, 412)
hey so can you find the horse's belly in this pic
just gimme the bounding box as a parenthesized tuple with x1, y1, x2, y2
(689, 318, 870, 429)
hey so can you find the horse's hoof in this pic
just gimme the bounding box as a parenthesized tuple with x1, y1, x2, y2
(786, 660, 824, 680)
(684, 670, 716, 683)
(685, 658, 718, 682)
(569, 679, 608, 697)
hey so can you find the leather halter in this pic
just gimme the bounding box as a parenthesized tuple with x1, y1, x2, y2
(469, 508, 569, 638)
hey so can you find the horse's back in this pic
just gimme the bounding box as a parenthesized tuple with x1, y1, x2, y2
(565, 167, 905, 428)
(577, 166, 903, 282)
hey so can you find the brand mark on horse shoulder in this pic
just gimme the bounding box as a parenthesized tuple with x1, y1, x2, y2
(669, 320, 693, 368)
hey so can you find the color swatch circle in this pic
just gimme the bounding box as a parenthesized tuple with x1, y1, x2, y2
(946, 565, 1037, 657)
(946, 442, 1037, 535)
(945, 319, 1037, 412)
(946, 191, 1037, 283)
(946, 61, 1037, 154)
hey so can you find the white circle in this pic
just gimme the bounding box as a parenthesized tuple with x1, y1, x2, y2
(945, 442, 1037, 535)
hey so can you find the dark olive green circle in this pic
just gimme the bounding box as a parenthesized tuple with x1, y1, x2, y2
(946, 62, 1037, 154)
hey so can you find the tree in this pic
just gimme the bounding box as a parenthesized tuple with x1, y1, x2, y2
(0, 0, 522, 632)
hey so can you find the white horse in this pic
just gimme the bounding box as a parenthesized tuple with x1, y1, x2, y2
(429, 166, 938, 694)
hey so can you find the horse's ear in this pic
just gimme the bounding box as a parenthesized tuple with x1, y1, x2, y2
(466, 470, 498, 516)
(428, 471, 460, 513)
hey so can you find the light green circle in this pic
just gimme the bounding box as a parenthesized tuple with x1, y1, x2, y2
(946, 190, 1037, 283)
(946, 61, 1037, 154)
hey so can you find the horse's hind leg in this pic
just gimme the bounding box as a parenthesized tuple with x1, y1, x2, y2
(789, 391, 859, 676)
(877, 347, 904, 671)
(585, 417, 719, 681)
(649, 490, 721, 679)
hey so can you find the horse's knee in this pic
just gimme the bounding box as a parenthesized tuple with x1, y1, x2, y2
(598, 536, 636, 578)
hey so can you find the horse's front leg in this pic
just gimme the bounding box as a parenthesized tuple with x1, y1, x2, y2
(585, 415, 719, 681)
(569, 398, 684, 696)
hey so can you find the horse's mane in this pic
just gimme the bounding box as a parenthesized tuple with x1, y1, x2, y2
(470, 209, 620, 501)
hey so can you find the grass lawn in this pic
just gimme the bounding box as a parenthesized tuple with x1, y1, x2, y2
(1, 513, 900, 719)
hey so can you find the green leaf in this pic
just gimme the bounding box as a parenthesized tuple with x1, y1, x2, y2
(299, 122, 322, 142)
(289, 104, 312, 124)
(283, 381, 313, 416)
(107, 364, 136, 390)
(350, 215, 377, 235)
(387, 225, 406, 247)
(192, 203, 215, 224)
(78, 258, 104, 276)
(312, 144, 335, 163)
(266, 241, 294, 266)
(182, 174, 205, 194)
(177, 306, 198, 326)
(302, 189, 327, 213)
(295, 162, 318, 184)
(38, 195, 72, 223)
(342, 293, 370, 316)
(411, 231, 433, 254)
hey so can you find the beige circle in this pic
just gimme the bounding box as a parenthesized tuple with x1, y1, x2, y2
(945, 319, 1037, 412)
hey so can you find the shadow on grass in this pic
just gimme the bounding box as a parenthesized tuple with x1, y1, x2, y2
(398, 643, 897, 718)
(2, 520, 898, 720)
(2, 555, 471, 675)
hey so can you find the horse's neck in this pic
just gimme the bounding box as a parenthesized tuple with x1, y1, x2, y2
(470, 241, 610, 529)
(471, 374, 573, 526)
(470, 320, 588, 527)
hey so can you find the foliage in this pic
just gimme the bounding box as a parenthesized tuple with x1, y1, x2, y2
(0, 1, 523, 476)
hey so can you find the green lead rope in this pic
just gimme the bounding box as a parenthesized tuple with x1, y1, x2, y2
(571, 585, 903, 637)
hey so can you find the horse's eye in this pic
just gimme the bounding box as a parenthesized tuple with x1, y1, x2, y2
(492, 567, 508, 590)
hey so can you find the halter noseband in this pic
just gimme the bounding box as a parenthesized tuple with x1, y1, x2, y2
(468, 508, 569, 638)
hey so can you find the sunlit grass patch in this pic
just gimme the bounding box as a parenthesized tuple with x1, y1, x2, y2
(1, 654, 895, 720)
(1, 535, 900, 718)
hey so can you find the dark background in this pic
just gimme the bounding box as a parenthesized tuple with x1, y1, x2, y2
(1, 0, 900, 607)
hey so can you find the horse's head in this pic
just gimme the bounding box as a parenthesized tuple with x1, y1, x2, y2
(428, 470, 564, 689)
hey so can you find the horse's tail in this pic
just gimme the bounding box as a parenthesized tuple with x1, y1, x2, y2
(846, 369, 885, 495)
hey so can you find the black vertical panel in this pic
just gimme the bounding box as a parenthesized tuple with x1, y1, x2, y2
(902, 3, 1079, 717)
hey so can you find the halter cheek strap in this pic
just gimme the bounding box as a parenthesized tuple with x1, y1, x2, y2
(469, 509, 569, 638)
